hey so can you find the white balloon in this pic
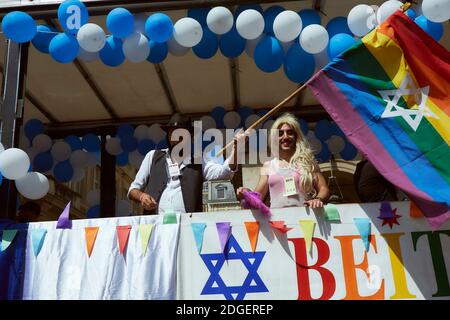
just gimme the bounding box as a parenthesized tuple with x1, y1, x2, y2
(87, 189, 100, 206)
(70, 150, 88, 168)
(263, 119, 275, 130)
(245, 114, 262, 130)
(347, 4, 377, 37)
(116, 199, 131, 217)
(129, 150, 144, 169)
(173, 17, 203, 47)
(72, 168, 85, 182)
(51, 141, 71, 162)
(207, 6, 234, 35)
(134, 13, 148, 33)
(280, 40, 294, 53)
(223, 111, 241, 129)
(78, 47, 98, 62)
(236, 9, 265, 40)
(200, 115, 217, 131)
(328, 135, 345, 154)
(245, 34, 263, 57)
(134, 124, 149, 141)
(377, 0, 403, 23)
(15, 172, 49, 200)
(86, 152, 99, 168)
(0, 148, 30, 180)
(76, 23, 106, 53)
(307, 131, 322, 155)
(300, 24, 329, 54)
(167, 36, 190, 56)
(422, 0, 450, 23)
(0, 143, 4, 153)
(273, 10, 302, 42)
(148, 124, 166, 143)
(32, 134, 52, 152)
(123, 32, 150, 63)
(105, 137, 123, 156)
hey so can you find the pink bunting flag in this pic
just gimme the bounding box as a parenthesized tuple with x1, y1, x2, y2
(116, 225, 132, 255)
(216, 222, 231, 253)
(241, 191, 272, 217)
(56, 202, 72, 229)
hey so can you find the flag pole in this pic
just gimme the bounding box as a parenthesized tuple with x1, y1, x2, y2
(216, 2, 412, 157)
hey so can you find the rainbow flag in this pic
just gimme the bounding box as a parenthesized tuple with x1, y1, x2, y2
(307, 11, 450, 230)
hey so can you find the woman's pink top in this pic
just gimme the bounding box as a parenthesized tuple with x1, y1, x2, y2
(267, 158, 306, 208)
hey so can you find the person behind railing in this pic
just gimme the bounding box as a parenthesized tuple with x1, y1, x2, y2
(237, 113, 330, 209)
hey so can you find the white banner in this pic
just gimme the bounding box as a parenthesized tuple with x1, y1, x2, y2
(177, 202, 450, 300)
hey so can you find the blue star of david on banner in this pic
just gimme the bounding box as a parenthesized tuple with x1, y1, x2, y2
(200, 234, 268, 300)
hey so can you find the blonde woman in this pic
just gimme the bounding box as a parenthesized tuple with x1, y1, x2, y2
(237, 113, 330, 209)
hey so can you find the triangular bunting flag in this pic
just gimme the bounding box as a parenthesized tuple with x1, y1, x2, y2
(163, 210, 177, 224)
(85, 226, 99, 258)
(30, 229, 47, 257)
(324, 204, 341, 221)
(1, 229, 18, 251)
(269, 220, 293, 233)
(191, 223, 207, 254)
(116, 225, 132, 255)
(410, 201, 424, 218)
(299, 220, 316, 253)
(216, 222, 231, 252)
(244, 221, 260, 254)
(354, 218, 371, 252)
(139, 224, 154, 256)
(56, 201, 72, 229)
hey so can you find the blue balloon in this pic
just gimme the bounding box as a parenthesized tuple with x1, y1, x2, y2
(33, 152, 53, 172)
(120, 135, 138, 152)
(49, 33, 79, 64)
(137, 139, 155, 155)
(54, 160, 74, 182)
(187, 8, 210, 26)
(116, 152, 129, 167)
(31, 25, 57, 53)
(237, 107, 254, 128)
(298, 9, 321, 27)
(219, 27, 246, 58)
(99, 36, 125, 67)
(235, 4, 263, 17)
(145, 13, 173, 43)
(326, 17, 352, 38)
(157, 139, 168, 149)
(57, 0, 88, 35)
(414, 15, 443, 41)
(106, 8, 134, 39)
(24, 119, 44, 140)
(0, 172, 2, 187)
(405, 9, 416, 20)
(254, 36, 284, 73)
(327, 33, 357, 60)
(298, 118, 309, 136)
(316, 143, 331, 163)
(331, 122, 345, 138)
(64, 135, 82, 151)
(82, 133, 100, 152)
(340, 142, 358, 160)
(117, 123, 134, 138)
(147, 40, 168, 64)
(263, 5, 285, 35)
(193, 27, 219, 59)
(211, 106, 226, 129)
(284, 43, 315, 83)
(86, 205, 100, 219)
(2, 11, 37, 43)
(315, 119, 333, 141)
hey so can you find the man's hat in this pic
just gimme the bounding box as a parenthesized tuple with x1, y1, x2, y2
(161, 113, 194, 132)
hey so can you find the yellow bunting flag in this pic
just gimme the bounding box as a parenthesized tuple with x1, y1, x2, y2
(139, 224, 154, 256)
(244, 221, 260, 254)
(299, 220, 316, 253)
(85, 227, 99, 258)
(410, 201, 424, 218)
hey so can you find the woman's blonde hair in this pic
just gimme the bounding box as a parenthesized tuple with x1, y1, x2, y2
(270, 113, 318, 196)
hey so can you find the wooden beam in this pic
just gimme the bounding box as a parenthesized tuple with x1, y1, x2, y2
(229, 58, 241, 110)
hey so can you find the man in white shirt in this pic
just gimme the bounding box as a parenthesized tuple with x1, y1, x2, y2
(128, 119, 244, 214)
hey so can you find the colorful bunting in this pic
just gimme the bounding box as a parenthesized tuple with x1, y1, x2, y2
(410, 201, 424, 218)
(216, 222, 231, 252)
(116, 225, 132, 255)
(163, 210, 177, 224)
(324, 204, 341, 221)
(244, 221, 260, 254)
(30, 229, 47, 257)
(191, 223, 207, 254)
(139, 224, 154, 256)
(1, 229, 18, 251)
(56, 201, 72, 229)
(299, 220, 316, 253)
(378, 201, 401, 228)
(85, 226, 99, 258)
(268, 220, 293, 234)
(354, 218, 371, 252)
